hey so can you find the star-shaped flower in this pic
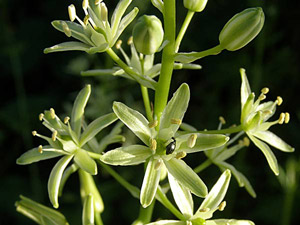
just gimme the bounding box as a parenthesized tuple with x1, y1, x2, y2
(240, 68, 294, 175)
(100, 83, 229, 207)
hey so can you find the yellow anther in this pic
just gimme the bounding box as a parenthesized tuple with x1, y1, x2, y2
(50, 108, 56, 119)
(148, 120, 158, 129)
(100, 2, 108, 21)
(199, 208, 210, 212)
(116, 40, 122, 49)
(171, 118, 182, 125)
(82, 0, 89, 10)
(219, 116, 226, 124)
(150, 139, 157, 151)
(238, 140, 244, 146)
(154, 160, 162, 170)
(187, 134, 197, 148)
(258, 93, 266, 101)
(278, 113, 285, 124)
(83, 15, 90, 25)
(218, 201, 226, 211)
(261, 87, 269, 94)
(68, 4, 76, 22)
(38, 145, 43, 153)
(95, 0, 102, 5)
(61, 21, 72, 37)
(32, 131, 37, 136)
(52, 130, 58, 141)
(127, 36, 133, 45)
(64, 116, 70, 124)
(263, 110, 272, 116)
(175, 151, 187, 159)
(284, 112, 290, 124)
(277, 96, 283, 106)
(243, 137, 250, 147)
(39, 113, 44, 121)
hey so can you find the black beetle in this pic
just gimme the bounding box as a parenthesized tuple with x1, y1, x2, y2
(166, 137, 176, 155)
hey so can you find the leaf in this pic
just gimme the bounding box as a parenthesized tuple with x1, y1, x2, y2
(48, 155, 73, 208)
(44, 41, 91, 54)
(74, 149, 97, 175)
(113, 102, 152, 145)
(80, 113, 117, 147)
(100, 145, 152, 166)
(140, 158, 162, 208)
(164, 158, 207, 198)
(82, 195, 94, 225)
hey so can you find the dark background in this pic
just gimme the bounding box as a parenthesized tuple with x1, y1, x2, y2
(1, 0, 300, 224)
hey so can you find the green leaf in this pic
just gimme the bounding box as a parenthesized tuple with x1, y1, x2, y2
(240, 68, 251, 109)
(253, 130, 294, 153)
(168, 173, 193, 218)
(48, 155, 73, 208)
(164, 158, 207, 198)
(206, 219, 254, 225)
(248, 134, 279, 175)
(16, 146, 65, 165)
(74, 149, 97, 175)
(100, 145, 152, 166)
(80, 113, 117, 147)
(111, 0, 132, 37)
(82, 195, 94, 225)
(140, 158, 162, 208)
(44, 41, 91, 54)
(159, 83, 190, 140)
(71, 85, 91, 137)
(113, 102, 152, 145)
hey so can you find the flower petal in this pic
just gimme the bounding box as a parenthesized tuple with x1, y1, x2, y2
(253, 130, 294, 153)
(74, 149, 97, 175)
(248, 134, 279, 175)
(147, 220, 186, 225)
(159, 83, 190, 140)
(113, 102, 152, 145)
(164, 158, 207, 198)
(240, 68, 251, 109)
(100, 145, 152, 166)
(82, 195, 94, 225)
(111, 0, 133, 37)
(44, 41, 91, 54)
(206, 219, 254, 225)
(140, 158, 162, 208)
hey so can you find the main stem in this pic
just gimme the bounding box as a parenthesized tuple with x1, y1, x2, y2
(154, 0, 176, 125)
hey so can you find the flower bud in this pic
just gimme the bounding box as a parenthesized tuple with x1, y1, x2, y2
(183, 0, 208, 12)
(132, 15, 164, 55)
(219, 7, 264, 51)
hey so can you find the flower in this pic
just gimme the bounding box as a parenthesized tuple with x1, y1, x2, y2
(100, 83, 229, 207)
(240, 68, 294, 175)
(44, 0, 138, 54)
(145, 170, 255, 225)
(16, 85, 118, 209)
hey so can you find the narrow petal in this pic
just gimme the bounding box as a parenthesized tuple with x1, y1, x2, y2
(206, 219, 254, 225)
(100, 145, 152, 166)
(151, 0, 164, 13)
(253, 130, 294, 152)
(44, 41, 91, 54)
(140, 158, 161, 208)
(240, 68, 251, 109)
(74, 149, 97, 175)
(248, 134, 279, 175)
(147, 220, 186, 225)
(111, 0, 132, 35)
(164, 158, 207, 198)
(168, 173, 193, 218)
(113, 102, 152, 145)
(159, 83, 190, 140)
(82, 195, 94, 225)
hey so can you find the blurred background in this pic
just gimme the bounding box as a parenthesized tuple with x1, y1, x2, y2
(1, 0, 300, 224)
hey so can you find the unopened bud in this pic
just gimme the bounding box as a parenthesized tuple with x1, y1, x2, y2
(132, 15, 164, 55)
(183, 0, 208, 12)
(219, 7, 265, 51)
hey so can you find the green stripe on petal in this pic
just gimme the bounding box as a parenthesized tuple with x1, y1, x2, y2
(164, 158, 207, 198)
(206, 219, 255, 225)
(113, 102, 152, 145)
(140, 158, 162, 208)
(100, 145, 152, 166)
(74, 149, 97, 175)
(253, 130, 294, 152)
(248, 134, 279, 175)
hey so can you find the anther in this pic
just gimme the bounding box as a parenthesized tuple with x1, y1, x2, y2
(218, 201, 226, 211)
(154, 160, 162, 170)
(263, 110, 272, 116)
(100, 2, 108, 22)
(116, 40, 122, 49)
(243, 137, 250, 147)
(199, 208, 210, 212)
(83, 15, 90, 26)
(39, 113, 44, 121)
(127, 36, 133, 45)
(261, 87, 269, 94)
(187, 134, 197, 148)
(64, 116, 70, 124)
(61, 21, 72, 37)
(50, 108, 56, 119)
(148, 120, 158, 129)
(219, 116, 226, 124)
(171, 118, 182, 125)
(150, 139, 157, 151)
(32, 131, 37, 136)
(52, 130, 58, 141)
(82, 0, 89, 10)
(68, 4, 76, 22)
(278, 113, 285, 124)
(284, 112, 290, 124)
(38, 145, 43, 154)
(277, 96, 283, 106)
(258, 93, 266, 101)
(175, 151, 187, 159)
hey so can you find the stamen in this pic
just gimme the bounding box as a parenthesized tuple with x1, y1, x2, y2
(38, 145, 43, 153)
(175, 151, 187, 159)
(127, 36, 133, 45)
(61, 21, 72, 37)
(148, 120, 158, 128)
(150, 139, 157, 151)
(261, 87, 269, 94)
(263, 110, 272, 116)
(82, 0, 89, 10)
(39, 113, 44, 121)
(258, 93, 266, 101)
(284, 112, 290, 124)
(187, 134, 197, 148)
(219, 116, 226, 124)
(116, 40, 122, 49)
(50, 108, 56, 119)
(277, 96, 283, 106)
(171, 118, 182, 125)
(64, 116, 70, 124)
(32, 131, 37, 136)
(199, 208, 210, 212)
(218, 201, 226, 211)
(278, 113, 285, 124)
(154, 160, 162, 170)
(100, 2, 108, 22)
(52, 130, 58, 141)
(83, 15, 90, 26)
(68, 4, 76, 22)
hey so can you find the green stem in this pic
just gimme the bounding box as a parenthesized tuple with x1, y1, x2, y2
(156, 187, 186, 221)
(95, 213, 103, 225)
(154, 0, 176, 125)
(175, 10, 195, 52)
(281, 189, 295, 225)
(194, 159, 212, 173)
(133, 200, 155, 224)
(141, 85, 153, 121)
(181, 124, 243, 135)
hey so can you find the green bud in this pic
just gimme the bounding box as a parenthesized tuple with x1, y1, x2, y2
(219, 7, 265, 51)
(183, 0, 208, 12)
(132, 15, 164, 55)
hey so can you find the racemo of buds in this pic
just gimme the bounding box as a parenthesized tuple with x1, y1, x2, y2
(183, 0, 208, 12)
